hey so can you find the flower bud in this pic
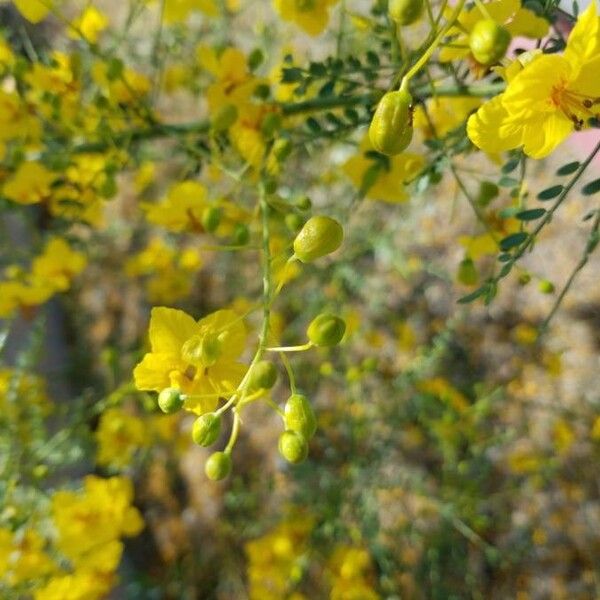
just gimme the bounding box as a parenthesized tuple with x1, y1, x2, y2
(293, 216, 343, 263)
(201, 206, 222, 233)
(278, 430, 308, 464)
(369, 90, 413, 156)
(212, 104, 238, 131)
(389, 0, 423, 26)
(457, 258, 478, 286)
(469, 19, 511, 66)
(192, 413, 222, 447)
(307, 313, 346, 347)
(158, 387, 184, 414)
(247, 360, 278, 392)
(233, 223, 250, 246)
(538, 280, 555, 294)
(285, 213, 304, 233)
(205, 451, 232, 480)
(284, 394, 317, 440)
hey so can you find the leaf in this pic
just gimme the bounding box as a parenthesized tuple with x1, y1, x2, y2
(309, 62, 327, 76)
(501, 158, 520, 174)
(499, 176, 518, 187)
(516, 208, 546, 221)
(359, 163, 381, 196)
(281, 68, 303, 83)
(500, 232, 528, 251)
(458, 285, 488, 304)
(537, 185, 563, 200)
(305, 117, 321, 133)
(366, 51, 380, 66)
(556, 161, 580, 176)
(582, 178, 600, 196)
(318, 80, 336, 97)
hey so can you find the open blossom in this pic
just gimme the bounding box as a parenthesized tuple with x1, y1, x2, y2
(134, 307, 247, 414)
(467, 2, 600, 158)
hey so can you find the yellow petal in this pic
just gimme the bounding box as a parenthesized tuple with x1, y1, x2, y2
(520, 112, 573, 159)
(148, 307, 199, 354)
(12, 0, 51, 23)
(133, 352, 181, 391)
(197, 309, 246, 360)
(506, 8, 549, 39)
(467, 96, 522, 154)
(564, 1, 600, 66)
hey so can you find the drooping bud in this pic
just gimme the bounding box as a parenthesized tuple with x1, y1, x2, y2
(192, 413, 222, 447)
(389, 0, 424, 26)
(307, 313, 346, 347)
(158, 387, 184, 414)
(205, 451, 232, 480)
(293, 216, 343, 263)
(284, 394, 317, 440)
(469, 19, 511, 66)
(247, 360, 279, 392)
(201, 206, 222, 233)
(369, 90, 413, 156)
(278, 430, 308, 464)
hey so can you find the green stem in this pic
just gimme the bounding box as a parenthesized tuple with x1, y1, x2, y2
(280, 351, 297, 393)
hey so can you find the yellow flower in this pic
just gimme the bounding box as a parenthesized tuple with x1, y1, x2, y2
(328, 546, 380, 600)
(163, 0, 218, 23)
(0, 529, 55, 586)
(95, 408, 149, 470)
(34, 569, 116, 600)
(467, 2, 600, 158)
(439, 0, 548, 63)
(343, 137, 424, 202)
(70, 6, 109, 43)
(51, 475, 143, 570)
(3, 162, 56, 205)
(31, 238, 87, 292)
(0, 91, 41, 144)
(10, 0, 51, 23)
(273, 0, 340, 36)
(144, 181, 209, 232)
(134, 307, 247, 414)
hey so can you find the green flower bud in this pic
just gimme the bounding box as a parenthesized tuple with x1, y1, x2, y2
(538, 279, 555, 294)
(307, 313, 346, 347)
(278, 430, 308, 464)
(247, 360, 278, 392)
(284, 394, 317, 440)
(294, 195, 312, 211)
(457, 258, 478, 286)
(212, 104, 238, 131)
(285, 213, 304, 233)
(192, 413, 222, 447)
(469, 19, 511, 66)
(273, 138, 293, 162)
(158, 387, 184, 414)
(205, 451, 232, 480)
(389, 0, 424, 26)
(518, 272, 531, 286)
(293, 216, 343, 263)
(369, 90, 414, 156)
(233, 223, 250, 246)
(201, 205, 222, 233)
(182, 333, 223, 367)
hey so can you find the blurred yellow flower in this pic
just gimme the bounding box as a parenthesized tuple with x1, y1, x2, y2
(70, 6, 109, 43)
(3, 162, 56, 205)
(273, 0, 340, 36)
(95, 408, 149, 469)
(10, 0, 51, 23)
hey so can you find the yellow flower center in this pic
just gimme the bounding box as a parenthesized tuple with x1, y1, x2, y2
(550, 80, 599, 131)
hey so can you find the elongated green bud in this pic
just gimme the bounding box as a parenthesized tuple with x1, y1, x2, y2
(192, 413, 222, 447)
(293, 216, 343, 263)
(278, 430, 308, 464)
(202, 206, 222, 233)
(158, 388, 184, 414)
(389, 0, 423, 26)
(307, 314, 346, 347)
(247, 360, 278, 392)
(284, 394, 317, 440)
(369, 90, 413, 156)
(205, 451, 232, 480)
(469, 20, 511, 66)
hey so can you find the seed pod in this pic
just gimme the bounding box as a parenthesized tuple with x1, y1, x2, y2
(158, 388, 184, 414)
(293, 216, 343, 263)
(192, 413, 222, 447)
(369, 90, 413, 156)
(469, 19, 511, 66)
(278, 430, 308, 464)
(205, 451, 232, 480)
(247, 360, 278, 392)
(201, 205, 222, 233)
(284, 394, 317, 440)
(307, 314, 346, 347)
(389, 0, 424, 26)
